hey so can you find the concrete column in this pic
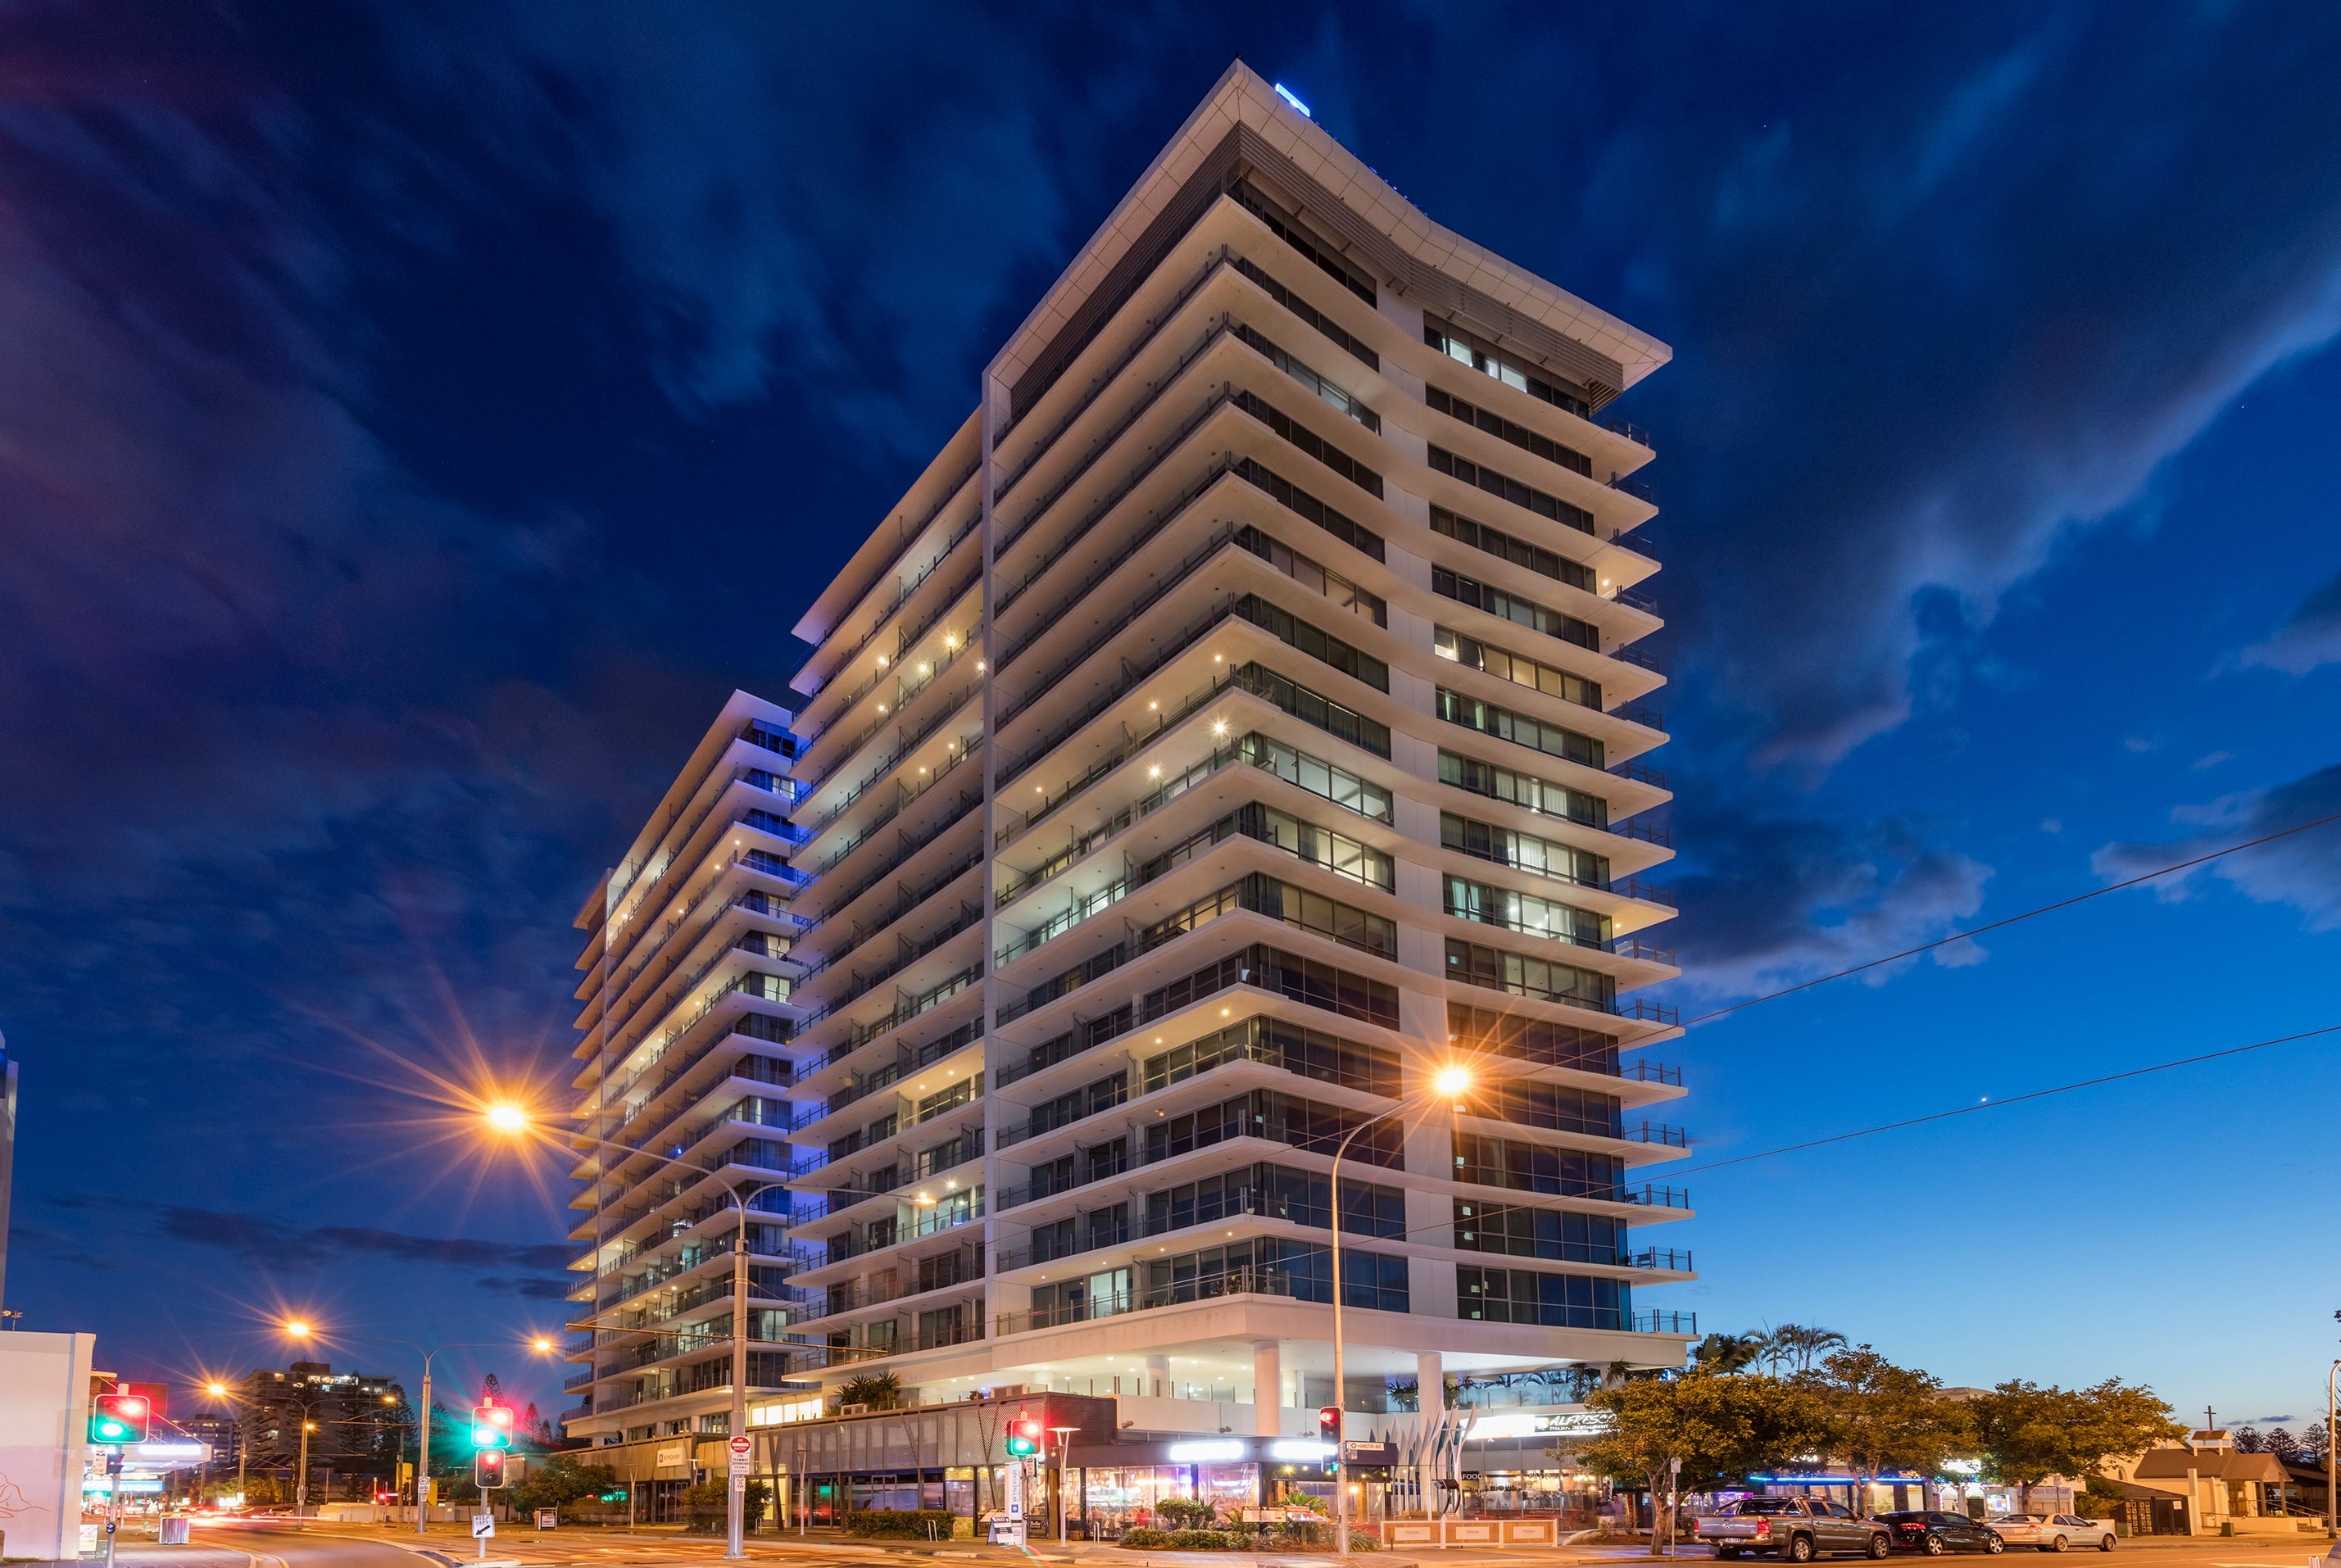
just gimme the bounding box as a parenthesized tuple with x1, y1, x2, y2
(1253, 1342, 1282, 1437)
(1146, 1354, 1169, 1400)
(1418, 1351, 1445, 1419)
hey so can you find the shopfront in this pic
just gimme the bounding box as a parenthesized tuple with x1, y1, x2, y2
(1068, 1436, 1341, 1539)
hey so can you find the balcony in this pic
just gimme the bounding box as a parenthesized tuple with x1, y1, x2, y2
(994, 1264, 1298, 1337)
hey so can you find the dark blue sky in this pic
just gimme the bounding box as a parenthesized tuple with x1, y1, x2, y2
(2, 3, 2336, 1423)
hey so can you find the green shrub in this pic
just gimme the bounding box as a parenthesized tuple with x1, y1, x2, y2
(1165, 1528, 1236, 1549)
(1118, 1526, 1172, 1547)
(1156, 1498, 1218, 1529)
(1345, 1528, 1383, 1551)
(842, 1508, 957, 1539)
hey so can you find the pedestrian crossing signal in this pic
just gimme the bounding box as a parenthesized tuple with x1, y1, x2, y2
(475, 1448, 507, 1489)
(89, 1393, 152, 1446)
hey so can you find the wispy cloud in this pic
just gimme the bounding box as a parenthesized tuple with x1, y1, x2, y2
(2091, 764, 2341, 930)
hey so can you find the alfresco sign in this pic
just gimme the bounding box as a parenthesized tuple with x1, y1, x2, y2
(1465, 1412, 1616, 1442)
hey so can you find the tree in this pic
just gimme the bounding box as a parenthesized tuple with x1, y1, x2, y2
(1585, 1371, 1834, 1555)
(1967, 1379, 2184, 1511)
(2301, 1422, 2330, 1466)
(836, 1371, 903, 1412)
(2261, 1428, 2296, 1462)
(1695, 1333, 1767, 1374)
(2234, 1425, 2263, 1452)
(520, 1400, 559, 1449)
(506, 1453, 618, 1518)
(1763, 1326, 1849, 1375)
(1808, 1347, 1969, 1514)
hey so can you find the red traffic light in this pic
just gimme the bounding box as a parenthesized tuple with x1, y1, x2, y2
(471, 1402, 515, 1449)
(1005, 1416, 1044, 1457)
(89, 1393, 153, 1446)
(1318, 1405, 1340, 1438)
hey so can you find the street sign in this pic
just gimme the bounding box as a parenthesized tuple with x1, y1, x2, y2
(728, 1434, 752, 1456)
(471, 1514, 496, 1539)
(728, 1452, 751, 1477)
(534, 1510, 557, 1529)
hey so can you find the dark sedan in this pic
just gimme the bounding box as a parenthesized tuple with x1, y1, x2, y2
(1877, 1512, 2007, 1555)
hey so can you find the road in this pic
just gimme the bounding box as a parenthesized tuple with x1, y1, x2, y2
(160, 1521, 2334, 1568)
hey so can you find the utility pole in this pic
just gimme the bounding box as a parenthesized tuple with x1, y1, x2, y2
(296, 1417, 315, 1521)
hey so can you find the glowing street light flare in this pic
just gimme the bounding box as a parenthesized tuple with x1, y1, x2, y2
(1434, 1067, 1472, 1098)
(284, 1320, 311, 1339)
(486, 1103, 529, 1133)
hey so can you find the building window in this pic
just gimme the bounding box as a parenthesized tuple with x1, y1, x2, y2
(1457, 1264, 1630, 1330)
(1141, 1014, 1401, 1097)
(1436, 688, 1605, 771)
(1236, 595, 1389, 692)
(1426, 384, 1593, 477)
(1427, 446, 1595, 536)
(1423, 318, 1595, 419)
(1233, 324, 1380, 430)
(1232, 181, 1378, 305)
(1436, 626, 1600, 709)
(1232, 456, 1384, 560)
(1437, 751, 1608, 831)
(1432, 560, 1599, 648)
(1447, 1002, 1617, 1076)
(1443, 873, 1611, 949)
(1455, 1201, 1626, 1265)
(1453, 1132, 1626, 1199)
(1234, 390, 1384, 497)
(1445, 936, 1616, 1011)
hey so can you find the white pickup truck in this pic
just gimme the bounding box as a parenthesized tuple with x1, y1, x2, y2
(1697, 1497, 1893, 1561)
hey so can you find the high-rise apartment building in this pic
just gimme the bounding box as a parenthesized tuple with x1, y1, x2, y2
(563, 63, 1688, 1480)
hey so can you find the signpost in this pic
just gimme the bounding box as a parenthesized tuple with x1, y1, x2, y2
(472, 1511, 496, 1561)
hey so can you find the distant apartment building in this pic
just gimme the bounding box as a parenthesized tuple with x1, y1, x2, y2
(234, 1360, 406, 1490)
(561, 63, 1689, 1478)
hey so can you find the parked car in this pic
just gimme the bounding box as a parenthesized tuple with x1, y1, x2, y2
(1876, 1511, 2008, 1555)
(1985, 1513, 2115, 1552)
(1697, 1497, 1893, 1561)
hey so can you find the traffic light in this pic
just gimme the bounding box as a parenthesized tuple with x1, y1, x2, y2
(1317, 1405, 1339, 1441)
(597, 1487, 629, 1504)
(470, 1402, 515, 1450)
(1005, 1416, 1043, 1457)
(474, 1448, 507, 1489)
(89, 1393, 152, 1446)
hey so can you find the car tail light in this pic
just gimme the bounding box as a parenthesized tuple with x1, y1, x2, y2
(1754, 1521, 1772, 1537)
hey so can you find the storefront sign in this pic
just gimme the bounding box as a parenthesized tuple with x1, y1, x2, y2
(655, 1443, 689, 1468)
(1269, 1439, 1333, 1462)
(1166, 1439, 1246, 1462)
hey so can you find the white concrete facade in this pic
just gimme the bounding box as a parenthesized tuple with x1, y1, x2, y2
(565, 61, 1691, 1450)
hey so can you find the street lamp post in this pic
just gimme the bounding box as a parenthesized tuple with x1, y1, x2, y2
(1050, 1426, 1078, 1541)
(1329, 1067, 1472, 1558)
(2325, 1355, 2336, 1539)
(296, 1418, 315, 1520)
(488, 1104, 792, 1561)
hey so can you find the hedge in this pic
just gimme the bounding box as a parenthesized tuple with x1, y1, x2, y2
(844, 1508, 958, 1539)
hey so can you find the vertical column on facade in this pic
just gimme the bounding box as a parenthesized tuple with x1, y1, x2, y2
(1252, 1341, 1283, 1437)
(976, 369, 1007, 1351)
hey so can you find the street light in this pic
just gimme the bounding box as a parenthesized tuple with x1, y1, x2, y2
(276, 1321, 552, 1534)
(1329, 1067, 1472, 1557)
(487, 1102, 789, 1561)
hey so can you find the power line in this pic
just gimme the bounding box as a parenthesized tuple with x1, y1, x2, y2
(1657, 1020, 2341, 1180)
(1677, 809, 2341, 1030)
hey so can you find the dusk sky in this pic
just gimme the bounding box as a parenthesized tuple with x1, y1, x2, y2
(2, 3, 2336, 1427)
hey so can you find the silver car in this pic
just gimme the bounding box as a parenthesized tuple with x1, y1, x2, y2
(1985, 1513, 2114, 1552)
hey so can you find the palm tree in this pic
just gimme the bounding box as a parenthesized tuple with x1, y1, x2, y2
(1694, 1333, 1766, 1374)
(836, 1371, 902, 1412)
(1761, 1325, 1849, 1375)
